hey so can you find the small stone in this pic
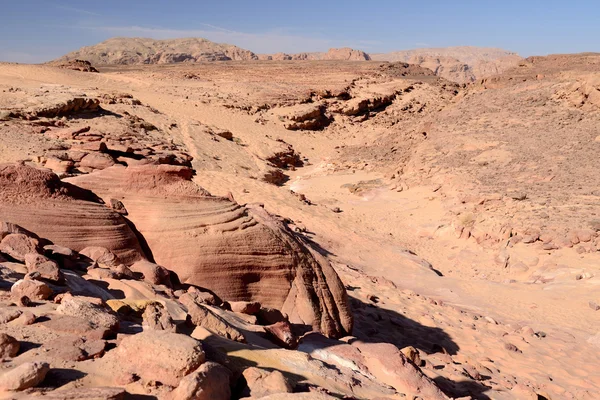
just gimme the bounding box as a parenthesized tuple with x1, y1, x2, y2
(9, 311, 36, 326)
(0, 309, 22, 324)
(142, 303, 176, 332)
(0, 333, 20, 358)
(509, 192, 527, 201)
(16, 296, 31, 307)
(504, 343, 522, 353)
(520, 326, 535, 336)
(589, 301, 600, 311)
(11, 279, 52, 301)
(542, 242, 558, 251)
(109, 199, 128, 215)
(229, 301, 261, 315)
(400, 346, 421, 366)
(577, 229, 595, 243)
(331, 207, 343, 213)
(24, 253, 63, 282)
(264, 321, 298, 349)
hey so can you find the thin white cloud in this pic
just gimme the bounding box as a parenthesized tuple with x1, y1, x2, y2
(76, 24, 368, 54)
(54, 3, 101, 16)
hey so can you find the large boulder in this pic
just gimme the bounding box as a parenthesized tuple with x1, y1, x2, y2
(0, 233, 40, 262)
(299, 334, 448, 400)
(67, 165, 353, 338)
(168, 361, 231, 400)
(241, 367, 293, 398)
(110, 330, 205, 386)
(0, 362, 49, 391)
(56, 295, 119, 332)
(11, 279, 53, 300)
(0, 164, 144, 264)
(24, 253, 63, 282)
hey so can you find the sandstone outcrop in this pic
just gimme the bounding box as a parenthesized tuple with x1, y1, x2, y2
(67, 164, 353, 338)
(0, 163, 145, 264)
(50, 59, 99, 73)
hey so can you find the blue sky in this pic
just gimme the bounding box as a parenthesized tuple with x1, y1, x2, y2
(1, 0, 599, 62)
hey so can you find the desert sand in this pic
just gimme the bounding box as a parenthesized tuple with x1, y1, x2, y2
(0, 47, 599, 399)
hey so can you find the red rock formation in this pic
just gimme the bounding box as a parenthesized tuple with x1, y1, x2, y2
(67, 164, 353, 337)
(0, 163, 144, 264)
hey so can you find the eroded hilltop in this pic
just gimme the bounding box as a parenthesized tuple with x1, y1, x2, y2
(53, 38, 521, 83)
(0, 55, 599, 399)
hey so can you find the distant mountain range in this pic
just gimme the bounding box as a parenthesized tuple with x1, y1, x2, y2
(53, 37, 523, 83)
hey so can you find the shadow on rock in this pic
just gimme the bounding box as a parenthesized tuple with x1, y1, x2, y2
(350, 295, 460, 355)
(433, 376, 492, 400)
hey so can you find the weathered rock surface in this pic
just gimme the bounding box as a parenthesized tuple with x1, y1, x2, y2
(39, 314, 111, 340)
(0, 361, 49, 391)
(0, 233, 40, 262)
(263, 48, 370, 61)
(181, 295, 246, 343)
(142, 303, 176, 331)
(11, 279, 53, 300)
(0, 164, 145, 264)
(265, 321, 298, 349)
(241, 367, 293, 398)
(110, 330, 205, 386)
(230, 301, 261, 315)
(0, 333, 19, 358)
(24, 253, 63, 282)
(42, 336, 106, 361)
(371, 46, 522, 82)
(54, 37, 258, 65)
(38, 387, 126, 399)
(168, 361, 231, 400)
(67, 165, 353, 338)
(56, 295, 120, 331)
(51, 59, 99, 73)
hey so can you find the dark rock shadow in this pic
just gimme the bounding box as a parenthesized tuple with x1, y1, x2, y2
(69, 108, 123, 120)
(42, 368, 87, 388)
(433, 376, 492, 400)
(296, 234, 336, 258)
(349, 295, 459, 355)
(18, 341, 42, 355)
(122, 218, 155, 263)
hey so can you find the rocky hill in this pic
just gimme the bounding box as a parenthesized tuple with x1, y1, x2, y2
(55, 39, 372, 65)
(258, 47, 371, 61)
(54, 37, 259, 65)
(371, 46, 522, 82)
(54, 39, 518, 83)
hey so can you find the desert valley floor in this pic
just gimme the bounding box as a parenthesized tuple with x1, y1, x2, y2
(0, 56, 599, 399)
